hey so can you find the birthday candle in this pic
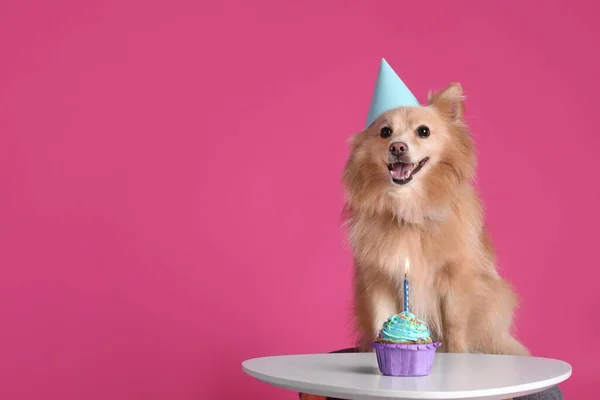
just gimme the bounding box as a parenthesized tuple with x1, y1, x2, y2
(403, 257, 410, 312)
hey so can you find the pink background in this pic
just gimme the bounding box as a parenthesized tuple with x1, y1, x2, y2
(1, 0, 598, 398)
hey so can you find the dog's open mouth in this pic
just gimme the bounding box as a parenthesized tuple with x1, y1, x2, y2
(387, 157, 429, 185)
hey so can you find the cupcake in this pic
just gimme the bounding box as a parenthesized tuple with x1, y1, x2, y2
(371, 311, 441, 376)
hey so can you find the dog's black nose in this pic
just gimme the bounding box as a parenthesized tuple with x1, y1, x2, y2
(389, 142, 408, 156)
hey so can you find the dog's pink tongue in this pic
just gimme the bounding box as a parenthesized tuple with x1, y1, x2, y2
(391, 163, 412, 180)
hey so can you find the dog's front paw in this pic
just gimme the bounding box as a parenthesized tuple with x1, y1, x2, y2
(444, 336, 469, 353)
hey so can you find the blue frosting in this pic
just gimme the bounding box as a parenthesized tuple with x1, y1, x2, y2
(378, 312, 431, 343)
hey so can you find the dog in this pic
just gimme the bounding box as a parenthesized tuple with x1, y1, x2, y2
(342, 83, 529, 356)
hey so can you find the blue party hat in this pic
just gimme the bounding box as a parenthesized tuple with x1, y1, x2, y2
(365, 58, 420, 128)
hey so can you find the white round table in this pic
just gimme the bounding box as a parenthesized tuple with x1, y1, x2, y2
(242, 353, 571, 400)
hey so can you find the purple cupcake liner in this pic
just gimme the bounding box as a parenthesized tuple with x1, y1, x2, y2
(371, 341, 441, 377)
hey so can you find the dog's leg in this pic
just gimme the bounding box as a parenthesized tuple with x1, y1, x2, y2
(476, 316, 529, 356)
(489, 281, 530, 356)
(439, 265, 472, 353)
(354, 271, 398, 351)
(470, 277, 530, 356)
(497, 334, 529, 356)
(472, 327, 529, 356)
(370, 287, 398, 336)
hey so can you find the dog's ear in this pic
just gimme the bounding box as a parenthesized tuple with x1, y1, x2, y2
(428, 83, 465, 121)
(348, 130, 366, 149)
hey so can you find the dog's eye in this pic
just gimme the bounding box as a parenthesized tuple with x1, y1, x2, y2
(380, 127, 393, 138)
(417, 125, 430, 138)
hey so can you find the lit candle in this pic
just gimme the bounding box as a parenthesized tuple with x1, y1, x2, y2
(403, 257, 410, 313)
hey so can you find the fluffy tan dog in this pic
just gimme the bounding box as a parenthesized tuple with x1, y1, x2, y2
(342, 83, 528, 356)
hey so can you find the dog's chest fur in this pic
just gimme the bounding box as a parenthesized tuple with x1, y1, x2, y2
(349, 209, 475, 342)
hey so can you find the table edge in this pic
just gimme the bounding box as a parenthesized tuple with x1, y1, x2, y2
(241, 355, 573, 400)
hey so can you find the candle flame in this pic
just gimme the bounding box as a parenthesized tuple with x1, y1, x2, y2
(405, 257, 410, 275)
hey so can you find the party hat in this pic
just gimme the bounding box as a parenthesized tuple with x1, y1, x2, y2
(365, 58, 420, 128)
